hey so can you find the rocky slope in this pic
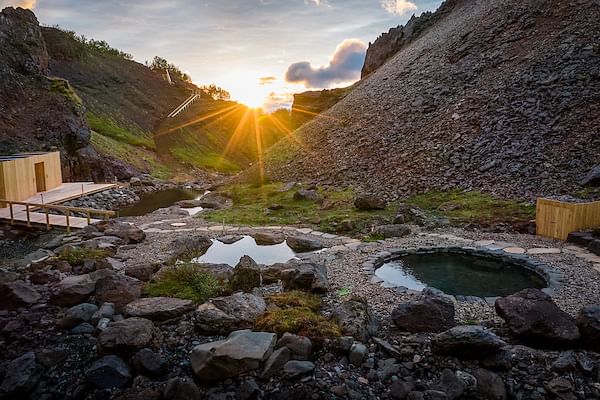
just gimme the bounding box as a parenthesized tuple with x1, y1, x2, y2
(262, 0, 600, 200)
(291, 86, 353, 124)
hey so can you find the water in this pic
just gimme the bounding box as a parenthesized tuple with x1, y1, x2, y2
(119, 188, 202, 217)
(375, 253, 546, 297)
(193, 235, 297, 266)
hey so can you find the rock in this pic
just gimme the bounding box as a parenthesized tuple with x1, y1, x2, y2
(391, 380, 416, 399)
(50, 274, 96, 307)
(190, 330, 276, 381)
(195, 293, 266, 335)
(354, 195, 387, 210)
(70, 322, 95, 334)
(551, 351, 577, 372)
(278, 261, 329, 293)
(92, 302, 115, 325)
(545, 377, 576, 400)
(589, 239, 600, 256)
(196, 263, 234, 281)
(432, 326, 506, 358)
(163, 377, 201, 400)
(101, 221, 146, 244)
(332, 299, 380, 342)
(60, 303, 99, 329)
(85, 355, 131, 389)
(285, 236, 323, 252)
(171, 236, 212, 260)
(98, 317, 155, 354)
(29, 270, 60, 285)
(495, 288, 580, 347)
(0, 351, 41, 394)
(349, 342, 368, 366)
(132, 348, 163, 377)
(125, 263, 157, 281)
(0, 270, 19, 283)
(229, 256, 261, 292)
(216, 235, 244, 244)
(577, 305, 600, 351)
(261, 347, 292, 379)
(473, 369, 506, 400)
(124, 297, 194, 321)
(95, 274, 143, 313)
(253, 232, 285, 245)
(394, 203, 426, 225)
(373, 224, 411, 238)
(283, 360, 315, 378)
(277, 333, 312, 360)
(392, 288, 455, 333)
(581, 165, 600, 186)
(236, 378, 260, 400)
(37, 348, 68, 367)
(0, 280, 41, 310)
(293, 189, 322, 202)
(436, 369, 465, 400)
(198, 193, 230, 209)
(566, 231, 595, 247)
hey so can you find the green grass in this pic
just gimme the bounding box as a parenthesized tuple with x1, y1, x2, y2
(170, 147, 240, 173)
(87, 112, 155, 149)
(58, 247, 108, 266)
(266, 291, 322, 312)
(144, 264, 222, 304)
(406, 190, 535, 225)
(203, 183, 396, 233)
(254, 307, 341, 341)
(48, 77, 82, 107)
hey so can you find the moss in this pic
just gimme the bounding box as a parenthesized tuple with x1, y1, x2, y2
(48, 77, 82, 107)
(362, 233, 385, 243)
(406, 190, 535, 225)
(170, 147, 240, 173)
(58, 247, 107, 266)
(266, 291, 321, 312)
(254, 307, 341, 341)
(144, 264, 222, 303)
(87, 112, 155, 149)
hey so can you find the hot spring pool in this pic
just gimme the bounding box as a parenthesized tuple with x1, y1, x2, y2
(193, 235, 297, 266)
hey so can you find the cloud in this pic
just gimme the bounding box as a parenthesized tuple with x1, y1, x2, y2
(381, 0, 417, 15)
(0, 0, 37, 9)
(305, 0, 326, 5)
(259, 76, 276, 85)
(285, 38, 366, 88)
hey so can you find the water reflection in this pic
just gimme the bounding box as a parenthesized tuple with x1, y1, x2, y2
(193, 235, 297, 266)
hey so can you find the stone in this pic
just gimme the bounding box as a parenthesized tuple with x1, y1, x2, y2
(495, 288, 580, 347)
(100, 221, 146, 244)
(60, 303, 99, 329)
(171, 236, 212, 260)
(545, 377, 576, 400)
(551, 351, 577, 372)
(216, 235, 244, 244)
(261, 347, 292, 379)
(0, 351, 41, 394)
(98, 317, 155, 354)
(285, 235, 324, 252)
(581, 165, 600, 186)
(526, 247, 561, 255)
(229, 256, 261, 292)
(283, 360, 315, 378)
(373, 224, 411, 238)
(437, 369, 465, 400)
(277, 261, 329, 293)
(132, 348, 164, 376)
(195, 293, 266, 335)
(92, 302, 115, 325)
(293, 189, 322, 202)
(349, 342, 368, 366)
(503, 247, 526, 254)
(236, 378, 260, 400)
(589, 239, 600, 256)
(253, 232, 285, 245)
(37, 348, 68, 367)
(95, 274, 143, 313)
(391, 380, 416, 399)
(0, 270, 19, 283)
(125, 263, 157, 281)
(354, 195, 387, 210)
(85, 355, 131, 389)
(190, 330, 276, 381)
(277, 333, 312, 360)
(163, 377, 201, 400)
(473, 369, 506, 400)
(29, 270, 60, 285)
(198, 193, 230, 209)
(566, 232, 595, 247)
(577, 305, 600, 351)
(50, 274, 96, 307)
(125, 297, 194, 321)
(431, 326, 506, 358)
(392, 288, 455, 333)
(70, 322, 95, 334)
(332, 299, 380, 342)
(0, 280, 41, 310)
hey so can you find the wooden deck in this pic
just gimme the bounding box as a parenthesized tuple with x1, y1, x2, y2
(0, 182, 117, 229)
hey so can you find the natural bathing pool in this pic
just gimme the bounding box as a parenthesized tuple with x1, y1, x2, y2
(193, 235, 297, 266)
(375, 253, 546, 297)
(119, 188, 203, 217)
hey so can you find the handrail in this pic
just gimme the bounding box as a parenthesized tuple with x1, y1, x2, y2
(168, 93, 201, 118)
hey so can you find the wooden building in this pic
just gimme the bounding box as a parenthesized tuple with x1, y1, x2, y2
(0, 152, 63, 202)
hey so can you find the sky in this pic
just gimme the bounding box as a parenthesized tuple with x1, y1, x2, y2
(2, 0, 442, 110)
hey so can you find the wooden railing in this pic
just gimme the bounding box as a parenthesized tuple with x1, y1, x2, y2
(536, 198, 600, 240)
(168, 91, 202, 118)
(0, 199, 115, 232)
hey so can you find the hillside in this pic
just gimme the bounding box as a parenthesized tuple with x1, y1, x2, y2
(261, 0, 600, 200)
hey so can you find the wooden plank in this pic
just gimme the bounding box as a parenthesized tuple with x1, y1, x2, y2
(536, 198, 600, 240)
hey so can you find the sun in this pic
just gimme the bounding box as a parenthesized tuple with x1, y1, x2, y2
(215, 71, 270, 109)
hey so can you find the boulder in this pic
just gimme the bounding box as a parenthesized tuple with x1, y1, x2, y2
(394, 203, 426, 225)
(432, 326, 506, 358)
(60, 303, 99, 329)
(261, 347, 292, 379)
(198, 193, 230, 209)
(332, 299, 380, 342)
(278, 261, 329, 293)
(0, 351, 41, 395)
(29, 270, 60, 285)
(171, 236, 212, 260)
(85, 355, 131, 389)
(354, 195, 387, 210)
(125, 263, 157, 282)
(190, 330, 276, 381)
(163, 377, 201, 400)
(195, 293, 266, 335)
(495, 288, 580, 347)
(253, 232, 285, 245)
(132, 348, 164, 377)
(196, 263, 234, 281)
(577, 305, 600, 351)
(473, 369, 507, 400)
(50, 274, 96, 307)
(98, 317, 155, 354)
(581, 165, 600, 186)
(589, 239, 600, 256)
(95, 274, 143, 313)
(286, 236, 324, 253)
(277, 333, 312, 360)
(293, 189, 322, 202)
(283, 360, 315, 378)
(0, 280, 41, 310)
(392, 288, 455, 333)
(349, 342, 368, 366)
(373, 224, 411, 238)
(92, 302, 115, 325)
(566, 231, 595, 247)
(124, 297, 195, 321)
(229, 256, 261, 292)
(101, 221, 146, 244)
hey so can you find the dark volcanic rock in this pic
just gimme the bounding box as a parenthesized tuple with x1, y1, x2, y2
(60, 303, 98, 328)
(285, 235, 324, 252)
(577, 305, 600, 351)
(277, 333, 312, 360)
(277, 261, 329, 293)
(0, 351, 41, 395)
(392, 288, 455, 333)
(432, 326, 506, 358)
(581, 165, 600, 186)
(171, 236, 212, 260)
(195, 293, 266, 335)
(132, 348, 164, 377)
(229, 256, 261, 292)
(373, 224, 411, 238)
(95, 274, 143, 313)
(473, 369, 507, 400)
(98, 317, 155, 354)
(253, 232, 285, 245)
(85, 355, 131, 389)
(495, 288, 580, 347)
(354, 195, 387, 210)
(101, 221, 146, 244)
(50, 274, 96, 307)
(332, 299, 380, 342)
(0, 280, 41, 310)
(163, 377, 201, 400)
(124, 297, 195, 321)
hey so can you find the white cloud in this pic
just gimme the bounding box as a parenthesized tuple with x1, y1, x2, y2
(305, 0, 327, 6)
(0, 0, 37, 9)
(381, 0, 417, 16)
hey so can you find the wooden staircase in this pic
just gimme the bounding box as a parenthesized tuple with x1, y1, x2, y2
(168, 90, 202, 118)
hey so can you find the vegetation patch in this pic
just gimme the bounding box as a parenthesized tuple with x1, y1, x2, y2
(406, 190, 535, 225)
(58, 247, 108, 266)
(48, 77, 82, 107)
(144, 264, 222, 303)
(87, 112, 155, 149)
(170, 147, 239, 173)
(254, 307, 341, 341)
(265, 291, 321, 312)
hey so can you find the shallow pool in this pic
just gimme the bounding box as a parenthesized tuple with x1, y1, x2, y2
(193, 235, 297, 266)
(375, 253, 546, 297)
(119, 189, 202, 217)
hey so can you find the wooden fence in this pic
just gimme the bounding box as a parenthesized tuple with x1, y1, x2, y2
(536, 198, 600, 240)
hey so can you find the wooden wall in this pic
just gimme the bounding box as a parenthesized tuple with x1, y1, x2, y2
(536, 198, 600, 240)
(0, 152, 63, 201)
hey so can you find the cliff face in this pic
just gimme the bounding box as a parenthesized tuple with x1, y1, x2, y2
(291, 87, 353, 124)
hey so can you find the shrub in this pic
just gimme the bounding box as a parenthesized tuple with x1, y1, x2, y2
(254, 307, 341, 342)
(144, 264, 221, 303)
(58, 247, 108, 266)
(266, 291, 321, 312)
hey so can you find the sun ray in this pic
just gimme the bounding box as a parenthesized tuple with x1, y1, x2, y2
(252, 108, 265, 185)
(268, 113, 302, 146)
(291, 106, 341, 122)
(222, 107, 253, 158)
(155, 103, 242, 138)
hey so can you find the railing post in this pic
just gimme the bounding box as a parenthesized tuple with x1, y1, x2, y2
(45, 206, 50, 231)
(26, 204, 31, 227)
(87, 211, 91, 225)
(9, 202, 14, 225)
(66, 210, 71, 233)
